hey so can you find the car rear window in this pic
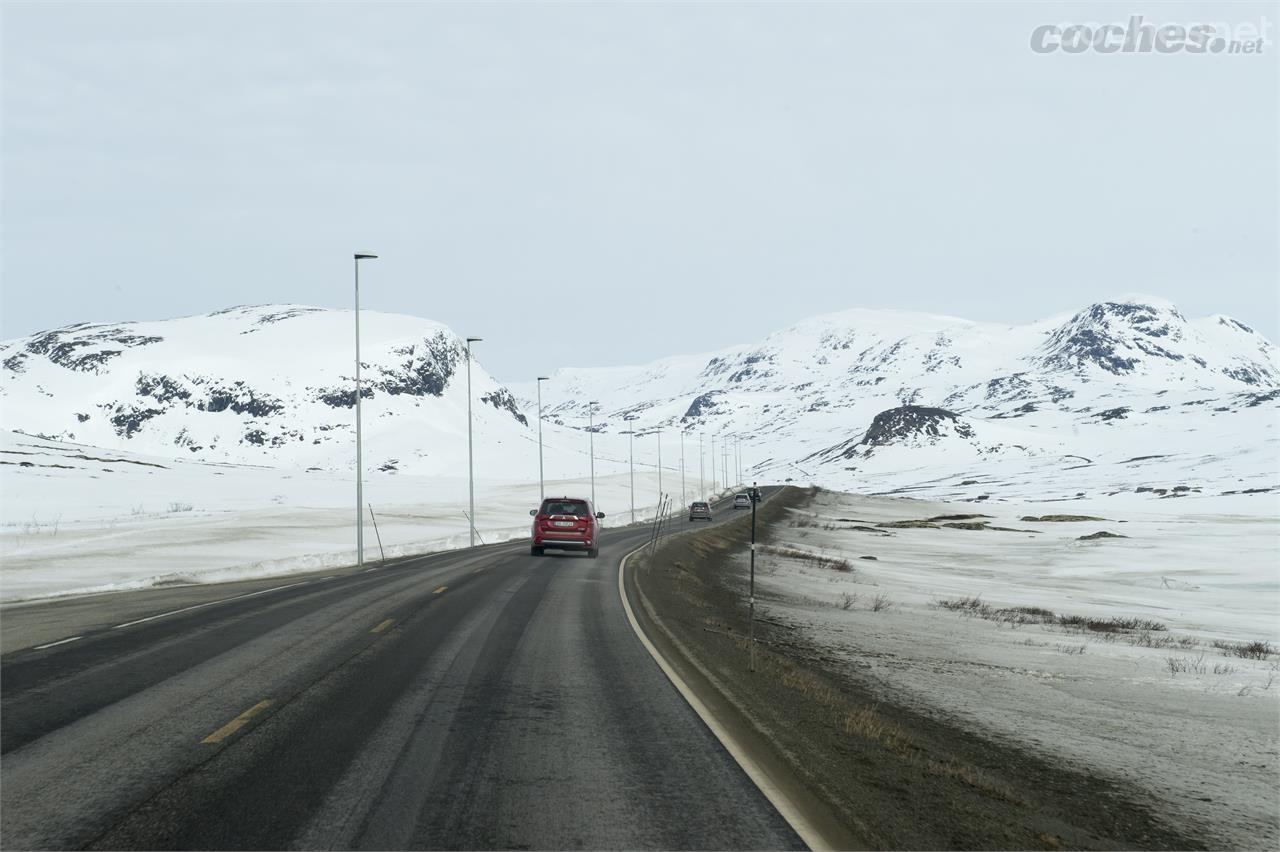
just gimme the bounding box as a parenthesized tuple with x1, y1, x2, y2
(692, 502, 708, 509)
(542, 500, 589, 516)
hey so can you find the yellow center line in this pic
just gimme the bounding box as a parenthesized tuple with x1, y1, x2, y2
(202, 699, 274, 744)
(433, 586, 448, 595)
(371, 618, 394, 634)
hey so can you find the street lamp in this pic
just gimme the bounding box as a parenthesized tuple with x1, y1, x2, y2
(722, 436, 729, 490)
(466, 337, 482, 547)
(536, 376, 550, 502)
(588, 400, 599, 507)
(623, 416, 637, 524)
(709, 433, 715, 496)
(680, 429, 686, 513)
(353, 252, 377, 568)
(699, 432, 705, 501)
(655, 428, 663, 513)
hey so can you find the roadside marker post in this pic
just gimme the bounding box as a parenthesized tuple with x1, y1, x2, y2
(368, 503, 386, 562)
(749, 482, 758, 673)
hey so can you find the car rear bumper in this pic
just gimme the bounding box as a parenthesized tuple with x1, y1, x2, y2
(534, 535, 593, 549)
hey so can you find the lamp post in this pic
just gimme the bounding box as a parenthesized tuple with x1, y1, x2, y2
(656, 428, 662, 510)
(536, 376, 550, 503)
(588, 401, 599, 507)
(680, 429, 686, 512)
(699, 432, 705, 501)
(353, 252, 377, 568)
(624, 418, 636, 524)
(466, 337, 482, 547)
(722, 437, 729, 489)
(709, 433, 715, 495)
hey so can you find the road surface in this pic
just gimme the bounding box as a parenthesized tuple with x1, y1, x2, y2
(0, 495, 802, 850)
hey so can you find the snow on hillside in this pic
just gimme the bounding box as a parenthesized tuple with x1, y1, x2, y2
(0, 305, 532, 475)
(517, 296, 1280, 499)
(2, 296, 1276, 600)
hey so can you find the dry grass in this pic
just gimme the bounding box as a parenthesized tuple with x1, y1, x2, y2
(841, 705, 909, 752)
(1212, 639, 1273, 659)
(759, 544, 856, 574)
(1166, 654, 1208, 675)
(923, 759, 1026, 806)
(1020, 514, 1106, 522)
(937, 597, 1167, 634)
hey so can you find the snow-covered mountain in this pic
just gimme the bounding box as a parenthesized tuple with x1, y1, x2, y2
(0, 305, 532, 475)
(513, 296, 1279, 491)
(3, 296, 1277, 496)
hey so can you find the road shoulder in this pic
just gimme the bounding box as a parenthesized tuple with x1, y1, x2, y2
(625, 487, 1208, 850)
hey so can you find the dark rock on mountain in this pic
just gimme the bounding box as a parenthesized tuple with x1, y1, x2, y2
(375, 333, 462, 397)
(136, 373, 192, 404)
(862, 406, 973, 449)
(683, 391, 723, 419)
(814, 405, 975, 462)
(109, 405, 165, 437)
(316, 387, 374, 408)
(200, 382, 284, 418)
(481, 388, 529, 426)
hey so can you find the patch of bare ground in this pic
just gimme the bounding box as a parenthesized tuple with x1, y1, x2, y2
(631, 486, 1206, 850)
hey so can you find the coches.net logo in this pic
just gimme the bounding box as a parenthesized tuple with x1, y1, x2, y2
(1030, 14, 1271, 54)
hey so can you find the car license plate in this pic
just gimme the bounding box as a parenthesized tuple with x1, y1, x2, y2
(553, 520, 574, 527)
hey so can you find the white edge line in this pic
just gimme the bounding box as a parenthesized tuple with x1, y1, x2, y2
(34, 635, 82, 650)
(112, 581, 310, 630)
(617, 545, 828, 852)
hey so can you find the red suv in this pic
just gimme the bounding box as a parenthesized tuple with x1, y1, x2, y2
(530, 497, 604, 558)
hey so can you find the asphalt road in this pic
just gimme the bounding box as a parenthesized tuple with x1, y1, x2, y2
(0, 495, 802, 850)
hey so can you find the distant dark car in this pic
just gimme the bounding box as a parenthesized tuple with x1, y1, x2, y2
(689, 501, 712, 522)
(749, 487, 762, 503)
(530, 497, 604, 557)
(733, 493, 751, 509)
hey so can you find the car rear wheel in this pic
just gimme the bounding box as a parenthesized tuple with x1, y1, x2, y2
(531, 546, 544, 557)
(587, 548, 599, 559)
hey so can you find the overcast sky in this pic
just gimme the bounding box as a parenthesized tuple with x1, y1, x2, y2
(3, 1, 1276, 383)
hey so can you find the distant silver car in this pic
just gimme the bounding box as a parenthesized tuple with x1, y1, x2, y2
(733, 493, 751, 509)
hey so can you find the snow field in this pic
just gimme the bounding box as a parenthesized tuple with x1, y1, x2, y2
(746, 489, 1279, 850)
